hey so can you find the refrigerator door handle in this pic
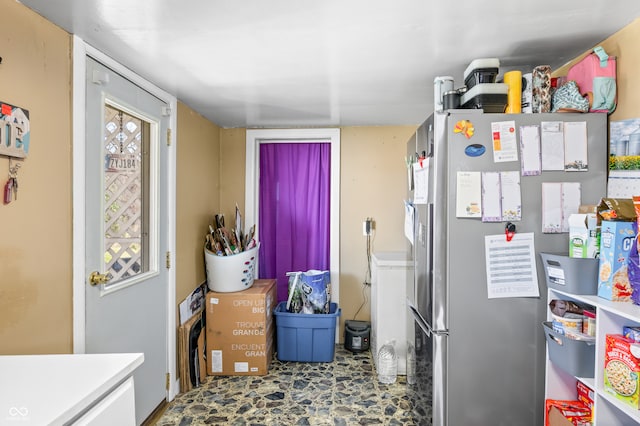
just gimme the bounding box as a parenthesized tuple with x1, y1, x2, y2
(426, 202, 433, 292)
(408, 302, 448, 337)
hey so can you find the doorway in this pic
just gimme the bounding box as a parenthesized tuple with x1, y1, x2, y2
(245, 129, 340, 319)
(72, 38, 178, 422)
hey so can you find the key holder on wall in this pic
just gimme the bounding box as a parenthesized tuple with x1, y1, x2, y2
(1, 98, 30, 205)
(0, 101, 30, 159)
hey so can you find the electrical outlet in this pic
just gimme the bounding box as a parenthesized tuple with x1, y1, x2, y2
(363, 217, 373, 236)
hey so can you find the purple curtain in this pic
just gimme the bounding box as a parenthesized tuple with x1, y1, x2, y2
(258, 142, 331, 302)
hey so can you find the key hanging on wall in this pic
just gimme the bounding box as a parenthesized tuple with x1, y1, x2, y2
(3, 158, 21, 204)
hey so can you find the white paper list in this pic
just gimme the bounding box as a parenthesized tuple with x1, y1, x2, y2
(484, 232, 540, 299)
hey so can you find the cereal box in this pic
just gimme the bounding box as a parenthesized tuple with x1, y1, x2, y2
(604, 334, 640, 409)
(597, 220, 637, 301)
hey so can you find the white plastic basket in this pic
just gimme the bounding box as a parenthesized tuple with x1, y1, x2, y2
(204, 243, 259, 292)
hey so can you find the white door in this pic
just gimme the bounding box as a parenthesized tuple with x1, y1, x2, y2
(84, 56, 169, 424)
(245, 129, 341, 317)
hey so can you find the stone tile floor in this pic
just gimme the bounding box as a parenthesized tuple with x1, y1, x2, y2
(154, 346, 429, 425)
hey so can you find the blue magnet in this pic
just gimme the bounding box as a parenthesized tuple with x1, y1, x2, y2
(465, 144, 486, 157)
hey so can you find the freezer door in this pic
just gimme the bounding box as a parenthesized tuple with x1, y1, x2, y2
(427, 112, 450, 332)
(414, 114, 440, 329)
(414, 201, 433, 326)
(409, 305, 446, 426)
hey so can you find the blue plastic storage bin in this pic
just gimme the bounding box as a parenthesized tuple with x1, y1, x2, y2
(274, 301, 341, 362)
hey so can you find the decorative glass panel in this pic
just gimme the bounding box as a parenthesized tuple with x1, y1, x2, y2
(103, 104, 150, 286)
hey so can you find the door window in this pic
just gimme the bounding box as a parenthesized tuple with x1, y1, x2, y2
(103, 103, 153, 289)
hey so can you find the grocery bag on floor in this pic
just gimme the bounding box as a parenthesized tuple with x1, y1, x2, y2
(286, 270, 331, 314)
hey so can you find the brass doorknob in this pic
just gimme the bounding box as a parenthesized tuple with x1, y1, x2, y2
(89, 271, 110, 286)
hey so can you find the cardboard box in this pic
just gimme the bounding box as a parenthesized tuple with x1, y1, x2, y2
(604, 334, 640, 409)
(597, 220, 637, 301)
(569, 213, 599, 258)
(206, 279, 277, 376)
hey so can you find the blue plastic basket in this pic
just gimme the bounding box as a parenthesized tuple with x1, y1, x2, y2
(274, 302, 341, 362)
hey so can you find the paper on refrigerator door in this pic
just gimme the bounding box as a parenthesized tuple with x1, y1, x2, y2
(412, 161, 428, 204)
(519, 125, 542, 176)
(542, 183, 563, 233)
(484, 232, 540, 298)
(481, 171, 522, 222)
(456, 171, 482, 218)
(564, 121, 588, 171)
(481, 172, 502, 222)
(491, 120, 518, 162)
(542, 182, 582, 233)
(500, 171, 521, 221)
(541, 121, 564, 171)
(404, 200, 415, 245)
(561, 182, 581, 232)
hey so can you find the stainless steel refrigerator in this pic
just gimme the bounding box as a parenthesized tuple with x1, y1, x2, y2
(405, 110, 607, 425)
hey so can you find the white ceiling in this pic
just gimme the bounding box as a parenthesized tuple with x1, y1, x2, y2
(18, 0, 640, 128)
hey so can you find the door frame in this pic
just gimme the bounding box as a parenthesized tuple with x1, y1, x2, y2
(71, 36, 178, 400)
(245, 128, 340, 323)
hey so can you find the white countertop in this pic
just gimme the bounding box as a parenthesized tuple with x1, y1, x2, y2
(0, 353, 144, 425)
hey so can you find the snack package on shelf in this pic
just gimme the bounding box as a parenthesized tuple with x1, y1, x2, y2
(576, 382, 594, 424)
(545, 399, 591, 426)
(630, 195, 640, 305)
(623, 326, 640, 342)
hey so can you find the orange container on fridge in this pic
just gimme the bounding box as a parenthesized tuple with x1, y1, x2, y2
(504, 70, 522, 113)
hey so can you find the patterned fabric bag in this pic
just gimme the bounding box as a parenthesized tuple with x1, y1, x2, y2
(566, 45, 617, 113)
(551, 80, 590, 112)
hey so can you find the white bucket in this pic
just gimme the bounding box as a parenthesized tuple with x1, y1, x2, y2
(204, 243, 259, 292)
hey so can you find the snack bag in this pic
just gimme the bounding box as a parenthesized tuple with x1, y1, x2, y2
(631, 196, 640, 305)
(286, 270, 331, 314)
(628, 234, 640, 305)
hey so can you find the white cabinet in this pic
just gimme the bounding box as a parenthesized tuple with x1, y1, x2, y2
(0, 353, 143, 425)
(545, 287, 640, 425)
(74, 376, 136, 426)
(371, 251, 413, 375)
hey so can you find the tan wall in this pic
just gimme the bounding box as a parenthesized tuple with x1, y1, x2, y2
(0, 0, 72, 354)
(218, 126, 416, 338)
(338, 126, 416, 328)
(554, 17, 640, 120)
(175, 103, 221, 304)
(219, 129, 247, 222)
